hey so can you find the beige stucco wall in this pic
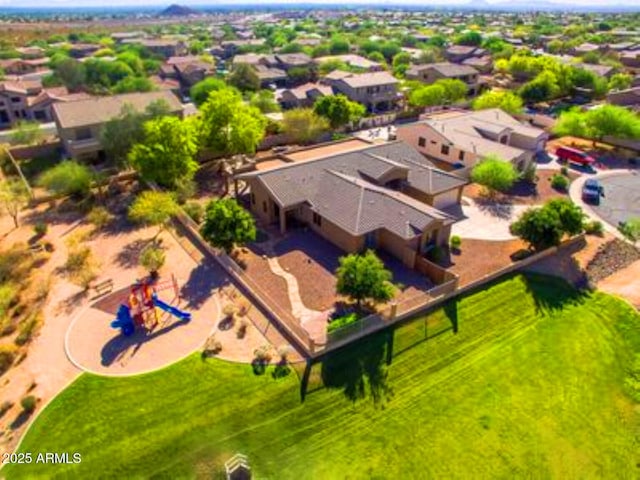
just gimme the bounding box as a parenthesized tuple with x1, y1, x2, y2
(248, 179, 278, 224)
(396, 124, 480, 167)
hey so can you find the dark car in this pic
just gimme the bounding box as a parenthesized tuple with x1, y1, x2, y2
(582, 179, 604, 205)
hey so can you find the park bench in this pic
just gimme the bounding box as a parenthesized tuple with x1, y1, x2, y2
(93, 278, 114, 296)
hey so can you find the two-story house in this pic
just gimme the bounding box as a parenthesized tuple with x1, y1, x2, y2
(406, 62, 482, 96)
(53, 91, 183, 161)
(396, 109, 548, 171)
(327, 71, 400, 113)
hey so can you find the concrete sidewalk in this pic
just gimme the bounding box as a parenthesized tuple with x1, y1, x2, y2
(452, 197, 529, 241)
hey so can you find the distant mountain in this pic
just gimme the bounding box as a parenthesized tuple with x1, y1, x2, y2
(159, 4, 200, 16)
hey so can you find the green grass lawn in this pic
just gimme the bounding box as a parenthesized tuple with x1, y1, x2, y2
(3, 274, 640, 479)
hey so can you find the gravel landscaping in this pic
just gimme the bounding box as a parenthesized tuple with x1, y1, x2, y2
(585, 239, 640, 284)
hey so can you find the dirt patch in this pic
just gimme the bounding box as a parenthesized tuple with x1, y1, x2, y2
(277, 250, 337, 311)
(464, 170, 578, 206)
(585, 239, 640, 284)
(235, 246, 293, 314)
(447, 238, 528, 287)
(597, 259, 640, 308)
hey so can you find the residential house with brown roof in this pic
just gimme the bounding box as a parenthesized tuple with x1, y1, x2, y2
(279, 83, 333, 109)
(161, 56, 215, 90)
(606, 87, 640, 112)
(326, 71, 400, 113)
(236, 141, 466, 270)
(314, 54, 384, 72)
(445, 46, 487, 63)
(396, 109, 548, 171)
(406, 62, 482, 96)
(122, 39, 187, 58)
(53, 91, 183, 161)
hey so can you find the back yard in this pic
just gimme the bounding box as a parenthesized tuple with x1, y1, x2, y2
(3, 273, 639, 479)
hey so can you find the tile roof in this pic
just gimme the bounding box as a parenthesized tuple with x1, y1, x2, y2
(408, 62, 479, 78)
(338, 71, 399, 88)
(52, 91, 182, 129)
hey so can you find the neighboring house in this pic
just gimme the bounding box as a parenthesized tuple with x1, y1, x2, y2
(406, 62, 481, 96)
(111, 31, 147, 43)
(279, 82, 333, 109)
(122, 39, 187, 58)
(445, 46, 487, 63)
(314, 54, 384, 72)
(267, 53, 314, 72)
(16, 47, 46, 59)
(578, 63, 617, 79)
(620, 50, 640, 69)
(0, 80, 86, 129)
(53, 91, 183, 161)
(606, 87, 640, 111)
(396, 109, 548, 171)
(254, 64, 288, 88)
(236, 141, 466, 271)
(326, 71, 399, 113)
(0, 58, 50, 76)
(162, 56, 215, 89)
(571, 43, 602, 56)
(68, 43, 102, 59)
(216, 39, 266, 59)
(461, 56, 493, 74)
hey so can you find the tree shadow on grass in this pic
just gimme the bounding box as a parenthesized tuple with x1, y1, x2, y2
(522, 272, 590, 315)
(320, 330, 394, 407)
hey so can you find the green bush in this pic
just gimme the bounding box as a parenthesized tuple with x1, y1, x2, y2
(619, 217, 640, 242)
(450, 235, 462, 250)
(560, 166, 569, 176)
(550, 174, 569, 191)
(521, 162, 537, 184)
(0, 344, 17, 375)
(15, 313, 40, 346)
(87, 206, 113, 229)
(20, 395, 36, 413)
(0, 283, 18, 318)
(583, 220, 604, 236)
(38, 161, 93, 198)
(33, 222, 48, 237)
(183, 202, 204, 224)
(427, 245, 446, 263)
(139, 244, 166, 274)
(328, 312, 360, 333)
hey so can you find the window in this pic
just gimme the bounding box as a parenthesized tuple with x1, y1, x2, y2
(430, 140, 437, 145)
(441, 144, 450, 156)
(76, 128, 92, 141)
(418, 137, 426, 148)
(458, 151, 465, 161)
(312, 212, 322, 227)
(34, 110, 46, 120)
(11, 97, 21, 103)
(500, 136, 508, 145)
(0, 111, 8, 123)
(251, 193, 256, 205)
(262, 201, 267, 213)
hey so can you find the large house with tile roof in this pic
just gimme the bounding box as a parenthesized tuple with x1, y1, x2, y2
(396, 109, 548, 171)
(236, 141, 466, 269)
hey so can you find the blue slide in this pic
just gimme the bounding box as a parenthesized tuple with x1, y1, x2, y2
(152, 295, 192, 322)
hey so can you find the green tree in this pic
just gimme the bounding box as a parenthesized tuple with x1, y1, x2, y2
(112, 76, 154, 94)
(619, 217, 640, 242)
(408, 84, 446, 107)
(10, 121, 43, 146)
(336, 250, 394, 309)
(128, 190, 179, 239)
(554, 105, 640, 144)
(139, 244, 166, 276)
(472, 89, 524, 115)
(53, 58, 86, 92)
(228, 63, 260, 92)
(250, 90, 281, 114)
(470, 156, 519, 196)
(437, 79, 468, 103)
(510, 199, 584, 250)
(455, 31, 482, 46)
(392, 51, 411, 77)
(38, 161, 93, 198)
(0, 179, 29, 228)
(101, 100, 172, 167)
(287, 66, 313, 84)
(329, 37, 350, 55)
(189, 77, 227, 107)
(199, 88, 267, 156)
(608, 73, 632, 91)
(128, 116, 199, 189)
(200, 198, 256, 253)
(313, 94, 365, 129)
(282, 108, 329, 144)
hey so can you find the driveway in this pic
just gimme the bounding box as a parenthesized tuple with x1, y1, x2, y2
(570, 170, 640, 240)
(452, 198, 530, 241)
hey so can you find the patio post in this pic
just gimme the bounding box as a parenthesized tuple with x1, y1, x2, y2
(279, 208, 286, 234)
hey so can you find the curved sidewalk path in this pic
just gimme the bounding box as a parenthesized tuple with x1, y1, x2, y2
(451, 197, 529, 241)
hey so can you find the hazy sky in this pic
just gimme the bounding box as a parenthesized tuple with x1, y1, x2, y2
(0, 0, 637, 7)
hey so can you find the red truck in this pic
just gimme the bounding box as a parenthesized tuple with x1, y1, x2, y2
(555, 146, 596, 166)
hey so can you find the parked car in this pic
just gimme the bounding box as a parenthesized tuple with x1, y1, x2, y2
(582, 179, 604, 204)
(555, 146, 596, 167)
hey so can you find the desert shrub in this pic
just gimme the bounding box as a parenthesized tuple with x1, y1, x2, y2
(65, 246, 91, 272)
(33, 222, 48, 237)
(20, 395, 36, 413)
(560, 166, 569, 176)
(183, 201, 204, 224)
(15, 313, 41, 346)
(619, 217, 640, 242)
(87, 206, 113, 229)
(38, 161, 93, 198)
(0, 344, 17, 375)
(450, 235, 462, 250)
(253, 345, 273, 364)
(237, 319, 248, 339)
(0, 283, 18, 317)
(521, 162, 537, 184)
(550, 174, 569, 191)
(584, 220, 604, 236)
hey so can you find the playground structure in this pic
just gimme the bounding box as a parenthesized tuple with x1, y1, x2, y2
(111, 275, 191, 336)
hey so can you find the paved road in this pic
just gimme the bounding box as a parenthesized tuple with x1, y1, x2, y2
(591, 172, 640, 227)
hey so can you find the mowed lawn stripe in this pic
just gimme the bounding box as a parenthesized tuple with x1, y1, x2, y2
(3, 274, 638, 479)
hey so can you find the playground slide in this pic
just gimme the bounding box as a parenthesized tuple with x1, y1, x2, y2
(152, 296, 192, 322)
